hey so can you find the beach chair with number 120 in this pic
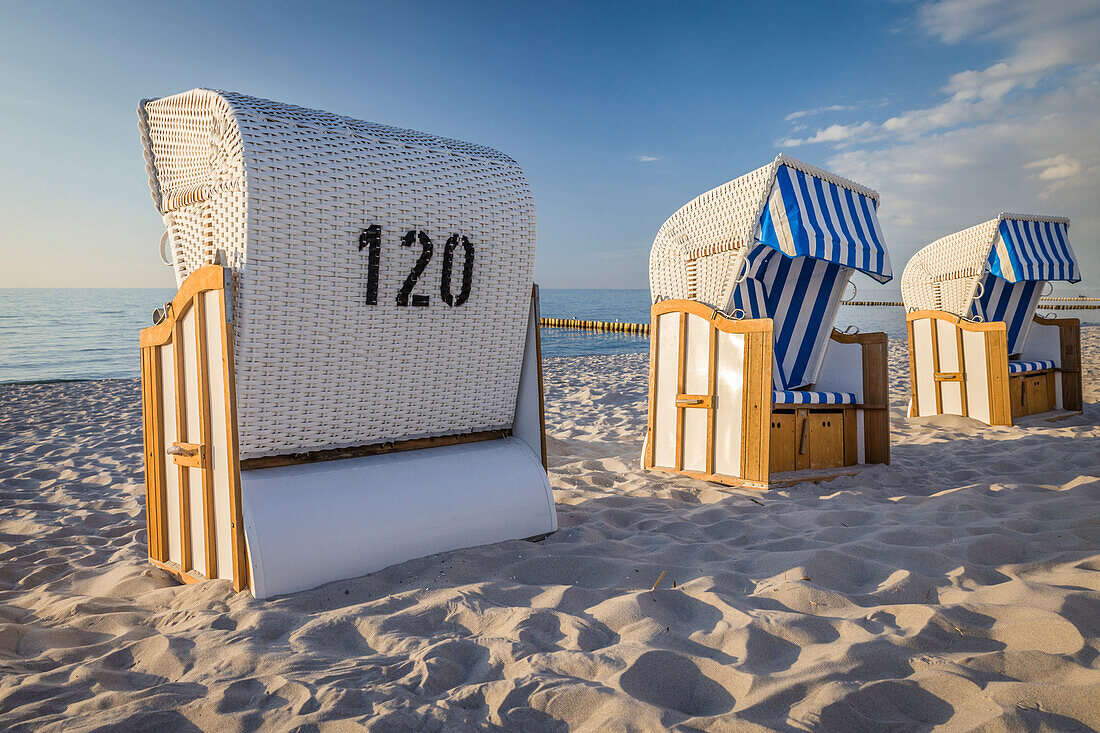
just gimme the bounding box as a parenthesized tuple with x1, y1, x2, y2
(136, 89, 555, 599)
(644, 156, 894, 490)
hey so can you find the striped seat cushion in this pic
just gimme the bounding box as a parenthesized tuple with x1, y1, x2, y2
(1008, 360, 1055, 374)
(773, 390, 856, 405)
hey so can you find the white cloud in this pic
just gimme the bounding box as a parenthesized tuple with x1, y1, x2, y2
(778, 0, 1100, 283)
(633, 155, 660, 162)
(778, 122, 875, 147)
(784, 104, 852, 122)
(1025, 153, 1082, 181)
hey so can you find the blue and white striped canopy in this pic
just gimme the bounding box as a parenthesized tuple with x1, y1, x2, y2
(757, 164, 893, 283)
(989, 218, 1079, 283)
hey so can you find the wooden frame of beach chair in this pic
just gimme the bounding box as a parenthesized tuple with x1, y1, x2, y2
(643, 156, 894, 490)
(137, 90, 555, 598)
(902, 214, 1082, 425)
(643, 300, 889, 490)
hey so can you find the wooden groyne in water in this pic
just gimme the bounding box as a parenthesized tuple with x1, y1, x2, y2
(539, 299, 1100, 335)
(540, 318, 650, 335)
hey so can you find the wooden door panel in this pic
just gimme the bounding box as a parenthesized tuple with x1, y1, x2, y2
(769, 412, 797, 474)
(809, 412, 845, 470)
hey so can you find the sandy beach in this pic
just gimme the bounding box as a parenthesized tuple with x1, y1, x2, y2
(2, 328, 1099, 731)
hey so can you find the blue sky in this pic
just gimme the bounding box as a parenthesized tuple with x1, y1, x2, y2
(1, 0, 1096, 289)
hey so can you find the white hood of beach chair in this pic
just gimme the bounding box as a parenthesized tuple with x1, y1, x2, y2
(138, 89, 536, 462)
(901, 213, 1078, 354)
(648, 155, 892, 390)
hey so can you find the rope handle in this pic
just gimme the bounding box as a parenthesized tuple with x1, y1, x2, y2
(841, 280, 857, 304)
(1041, 281, 1053, 298)
(732, 256, 749, 285)
(159, 229, 173, 266)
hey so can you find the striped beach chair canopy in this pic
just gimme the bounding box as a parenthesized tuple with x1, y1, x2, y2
(649, 155, 893, 390)
(901, 213, 1079, 355)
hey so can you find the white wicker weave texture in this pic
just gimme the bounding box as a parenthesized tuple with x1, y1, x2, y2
(901, 219, 997, 315)
(900, 213, 1071, 317)
(648, 154, 879, 312)
(139, 89, 535, 460)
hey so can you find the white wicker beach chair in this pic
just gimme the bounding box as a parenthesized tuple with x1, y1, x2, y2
(644, 155, 893, 490)
(901, 214, 1082, 425)
(136, 89, 554, 598)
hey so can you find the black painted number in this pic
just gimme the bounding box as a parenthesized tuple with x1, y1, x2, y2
(440, 234, 475, 306)
(356, 226, 474, 307)
(396, 230, 433, 307)
(358, 225, 381, 306)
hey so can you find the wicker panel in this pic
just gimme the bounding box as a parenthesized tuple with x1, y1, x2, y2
(648, 154, 881, 312)
(900, 213, 1069, 316)
(649, 161, 774, 310)
(139, 89, 534, 460)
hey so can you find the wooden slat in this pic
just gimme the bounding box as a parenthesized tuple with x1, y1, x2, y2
(221, 314, 249, 593)
(929, 320, 943, 414)
(644, 304, 660, 469)
(906, 319, 919, 417)
(240, 429, 511, 471)
(863, 336, 890, 465)
(674, 312, 687, 471)
(194, 294, 217, 580)
(140, 348, 157, 561)
(149, 347, 168, 561)
(150, 558, 205, 585)
(706, 325, 717, 476)
(955, 324, 969, 417)
(985, 330, 1012, 426)
(1058, 319, 1082, 411)
(140, 266, 228, 348)
(843, 407, 857, 466)
(741, 329, 771, 483)
(652, 299, 773, 333)
(172, 316, 193, 573)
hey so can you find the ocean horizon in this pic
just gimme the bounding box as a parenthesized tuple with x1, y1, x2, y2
(2, 286, 1098, 384)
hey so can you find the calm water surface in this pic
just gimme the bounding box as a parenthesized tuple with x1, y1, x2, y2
(2, 286, 1097, 383)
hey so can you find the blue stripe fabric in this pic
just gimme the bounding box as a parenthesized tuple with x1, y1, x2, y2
(773, 390, 856, 405)
(729, 276, 767, 319)
(745, 249, 852, 389)
(971, 276, 1043, 354)
(989, 219, 1079, 283)
(757, 165, 892, 283)
(1008, 360, 1055, 374)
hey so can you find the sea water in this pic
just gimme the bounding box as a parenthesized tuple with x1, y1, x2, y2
(2, 287, 1098, 383)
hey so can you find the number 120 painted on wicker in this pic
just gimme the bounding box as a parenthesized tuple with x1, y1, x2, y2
(358, 226, 475, 307)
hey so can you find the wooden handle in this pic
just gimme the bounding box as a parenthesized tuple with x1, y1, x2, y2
(675, 393, 714, 409)
(168, 442, 204, 468)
